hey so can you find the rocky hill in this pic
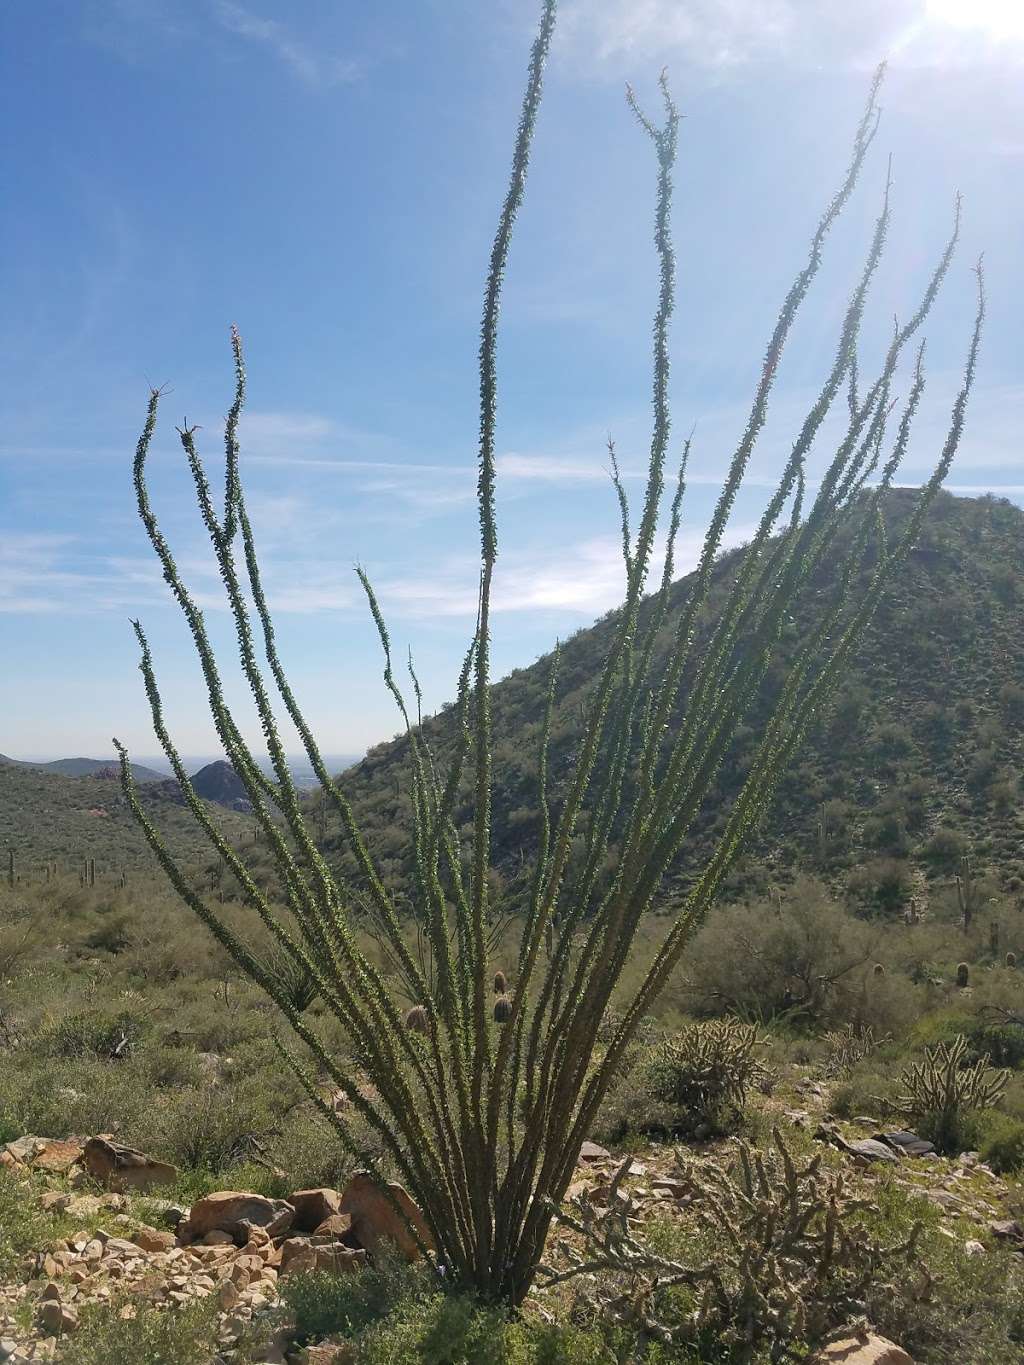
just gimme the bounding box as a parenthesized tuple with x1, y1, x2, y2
(333, 490, 1024, 915)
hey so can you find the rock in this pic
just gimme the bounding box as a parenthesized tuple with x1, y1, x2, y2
(80, 1138, 177, 1192)
(304, 1345, 357, 1365)
(289, 1188, 342, 1233)
(31, 1139, 85, 1173)
(848, 1138, 899, 1164)
(927, 1190, 966, 1212)
(178, 1192, 294, 1245)
(339, 1171, 434, 1262)
(880, 1130, 935, 1157)
(313, 1213, 355, 1241)
(36, 1302, 76, 1336)
(965, 1239, 985, 1256)
(0, 1340, 17, 1362)
(132, 1225, 176, 1253)
(161, 1205, 186, 1229)
(4, 1135, 48, 1165)
(202, 1230, 237, 1247)
(279, 1237, 315, 1274)
(989, 1219, 1024, 1243)
(577, 1141, 611, 1164)
(813, 1334, 914, 1364)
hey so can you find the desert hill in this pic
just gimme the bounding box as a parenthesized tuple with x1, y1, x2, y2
(334, 489, 1024, 914)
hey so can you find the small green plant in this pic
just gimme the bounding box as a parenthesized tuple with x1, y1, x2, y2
(645, 1017, 768, 1134)
(892, 1034, 1009, 1154)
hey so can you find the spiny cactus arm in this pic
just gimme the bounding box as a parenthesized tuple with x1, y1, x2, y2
(623, 69, 886, 838)
(176, 424, 447, 1099)
(233, 475, 419, 981)
(518, 78, 680, 1000)
(112, 743, 448, 1205)
(354, 567, 458, 1015)
(124, 625, 378, 1033)
(629, 165, 909, 858)
(131, 389, 282, 816)
(567, 319, 983, 1165)
(607, 439, 633, 576)
(469, 4, 557, 1145)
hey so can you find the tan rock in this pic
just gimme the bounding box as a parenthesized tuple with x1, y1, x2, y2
(201, 1230, 235, 1247)
(217, 1279, 240, 1310)
(338, 1171, 433, 1262)
(31, 1140, 85, 1174)
(304, 1344, 357, 1365)
(289, 1188, 342, 1233)
(80, 1138, 176, 1192)
(312, 1213, 354, 1241)
(132, 1226, 176, 1254)
(179, 1191, 293, 1245)
(813, 1334, 915, 1365)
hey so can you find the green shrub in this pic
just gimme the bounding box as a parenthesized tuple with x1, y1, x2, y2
(974, 1110, 1024, 1174)
(40, 1006, 152, 1060)
(63, 1296, 218, 1365)
(644, 1017, 769, 1136)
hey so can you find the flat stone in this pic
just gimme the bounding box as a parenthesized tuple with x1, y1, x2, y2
(31, 1140, 85, 1174)
(312, 1213, 355, 1241)
(880, 1130, 935, 1157)
(989, 1219, 1024, 1243)
(577, 1141, 611, 1164)
(812, 1334, 913, 1364)
(80, 1138, 177, 1192)
(132, 1226, 176, 1253)
(848, 1139, 899, 1164)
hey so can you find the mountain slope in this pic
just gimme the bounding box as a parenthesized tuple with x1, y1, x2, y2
(333, 490, 1024, 913)
(0, 764, 252, 876)
(0, 755, 166, 784)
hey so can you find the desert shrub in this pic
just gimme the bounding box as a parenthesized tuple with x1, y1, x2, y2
(644, 1018, 768, 1137)
(973, 1110, 1024, 1174)
(684, 882, 876, 1024)
(547, 1129, 921, 1360)
(39, 1005, 153, 1060)
(819, 1023, 889, 1079)
(920, 827, 969, 873)
(847, 857, 913, 913)
(893, 1035, 1009, 1154)
(63, 1295, 218, 1365)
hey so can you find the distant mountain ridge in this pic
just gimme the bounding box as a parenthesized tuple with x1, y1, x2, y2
(0, 755, 166, 784)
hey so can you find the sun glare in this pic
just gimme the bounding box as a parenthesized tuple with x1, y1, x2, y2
(926, 0, 1024, 40)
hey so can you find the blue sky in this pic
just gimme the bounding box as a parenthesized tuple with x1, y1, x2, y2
(1, 0, 1021, 761)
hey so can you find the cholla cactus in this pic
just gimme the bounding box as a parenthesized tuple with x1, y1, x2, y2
(956, 961, 970, 988)
(542, 1127, 920, 1357)
(646, 1018, 768, 1131)
(111, 0, 984, 1307)
(820, 1023, 889, 1079)
(405, 1004, 429, 1035)
(894, 1035, 1008, 1152)
(494, 993, 513, 1023)
(872, 962, 885, 977)
(493, 970, 508, 995)
(1007, 952, 1017, 969)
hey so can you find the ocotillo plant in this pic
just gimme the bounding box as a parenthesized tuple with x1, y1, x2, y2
(116, 1, 984, 1306)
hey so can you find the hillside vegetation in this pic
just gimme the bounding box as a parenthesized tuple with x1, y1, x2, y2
(337, 489, 1024, 916)
(0, 765, 252, 878)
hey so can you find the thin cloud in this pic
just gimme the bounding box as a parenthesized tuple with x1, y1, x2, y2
(556, 0, 1024, 73)
(214, 2, 361, 87)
